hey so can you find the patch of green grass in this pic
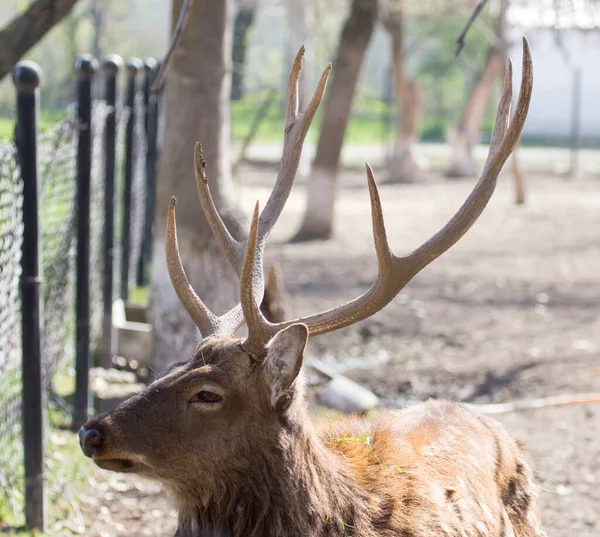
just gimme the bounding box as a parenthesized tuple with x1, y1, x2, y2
(328, 434, 372, 448)
(0, 110, 69, 143)
(230, 94, 284, 144)
(0, 424, 89, 533)
(52, 369, 75, 398)
(230, 93, 397, 146)
(0, 117, 13, 141)
(129, 285, 149, 306)
(0, 529, 51, 537)
(0, 365, 89, 533)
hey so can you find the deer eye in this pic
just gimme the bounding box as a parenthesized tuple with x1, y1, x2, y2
(189, 391, 223, 404)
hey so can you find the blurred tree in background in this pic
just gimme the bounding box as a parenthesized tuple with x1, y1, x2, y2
(293, 0, 379, 242)
(0, 0, 79, 82)
(0, 0, 169, 114)
(150, 0, 246, 371)
(0, 0, 495, 138)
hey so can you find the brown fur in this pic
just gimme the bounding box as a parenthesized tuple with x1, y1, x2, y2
(81, 336, 545, 537)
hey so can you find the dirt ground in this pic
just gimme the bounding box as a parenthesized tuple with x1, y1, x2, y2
(74, 165, 600, 537)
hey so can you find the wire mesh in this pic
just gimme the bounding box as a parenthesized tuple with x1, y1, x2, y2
(0, 115, 83, 527)
(129, 93, 147, 292)
(90, 101, 108, 347)
(0, 142, 24, 520)
(0, 94, 145, 527)
(110, 92, 147, 300)
(113, 103, 130, 301)
(0, 71, 151, 525)
(38, 115, 78, 391)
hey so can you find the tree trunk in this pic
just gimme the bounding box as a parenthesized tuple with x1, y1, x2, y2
(285, 0, 314, 109)
(292, 0, 378, 242)
(231, 0, 257, 101)
(0, 0, 79, 81)
(151, 0, 245, 371)
(446, 0, 509, 179)
(383, 7, 424, 184)
(497, 0, 527, 204)
(445, 46, 504, 178)
(285, 0, 314, 178)
(151, 0, 289, 371)
(90, 0, 106, 62)
(512, 148, 525, 205)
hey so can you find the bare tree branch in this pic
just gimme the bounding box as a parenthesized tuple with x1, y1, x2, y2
(0, 0, 80, 81)
(455, 0, 491, 56)
(405, 5, 457, 55)
(152, 0, 196, 92)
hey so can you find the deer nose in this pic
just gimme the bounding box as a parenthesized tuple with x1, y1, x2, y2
(79, 427, 105, 458)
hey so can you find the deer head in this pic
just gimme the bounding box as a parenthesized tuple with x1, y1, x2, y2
(80, 41, 533, 526)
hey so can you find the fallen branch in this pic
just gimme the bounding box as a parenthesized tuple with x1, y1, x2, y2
(152, 0, 195, 92)
(465, 393, 600, 414)
(0, 0, 79, 81)
(455, 0, 490, 56)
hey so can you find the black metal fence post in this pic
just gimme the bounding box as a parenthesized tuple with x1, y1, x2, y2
(73, 55, 98, 428)
(120, 58, 141, 301)
(13, 60, 47, 533)
(140, 63, 161, 287)
(136, 58, 157, 287)
(100, 55, 122, 369)
(142, 58, 157, 137)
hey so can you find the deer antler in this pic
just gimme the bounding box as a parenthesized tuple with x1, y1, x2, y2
(194, 48, 330, 277)
(166, 198, 245, 336)
(236, 38, 533, 356)
(166, 47, 331, 337)
(168, 38, 532, 353)
(241, 203, 276, 355)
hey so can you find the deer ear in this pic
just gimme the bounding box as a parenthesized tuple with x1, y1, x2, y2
(264, 324, 308, 412)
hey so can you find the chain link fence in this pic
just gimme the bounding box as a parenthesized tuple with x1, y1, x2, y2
(38, 116, 78, 391)
(0, 61, 155, 527)
(112, 104, 129, 302)
(0, 144, 23, 520)
(90, 102, 109, 346)
(129, 95, 148, 292)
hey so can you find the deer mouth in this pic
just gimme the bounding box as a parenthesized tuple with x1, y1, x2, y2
(93, 457, 136, 473)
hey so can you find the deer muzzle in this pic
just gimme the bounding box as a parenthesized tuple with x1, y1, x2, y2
(79, 414, 140, 473)
(79, 425, 105, 458)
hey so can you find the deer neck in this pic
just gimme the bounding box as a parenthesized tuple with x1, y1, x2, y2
(175, 418, 370, 537)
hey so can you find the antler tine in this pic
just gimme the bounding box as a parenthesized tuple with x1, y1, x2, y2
(280, 166, 401, 334)
(485, 37, 533, 175)
(286, 46, 304, 125)
(192, 48, 331, 311)
(194, 49, 331, 276)
(258, 50, 332, 237)
(166, 198, 219, 335)
(487, 59, 513, 158)
(248, 38, 533, 339)
(302, 62, 333, 127)
(366, 163, 395, 280)
(241, 203, 277, 357)
(194, 143, 246, 274)
(405, 37, 532, 273)
(166, 198, 245, 337)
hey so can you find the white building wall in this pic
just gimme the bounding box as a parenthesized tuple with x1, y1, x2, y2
(510, 29, 600, 139)
(247, 7, 600, 141)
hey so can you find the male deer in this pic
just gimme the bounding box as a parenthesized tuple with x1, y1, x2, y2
(80, 42, 543, 537)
